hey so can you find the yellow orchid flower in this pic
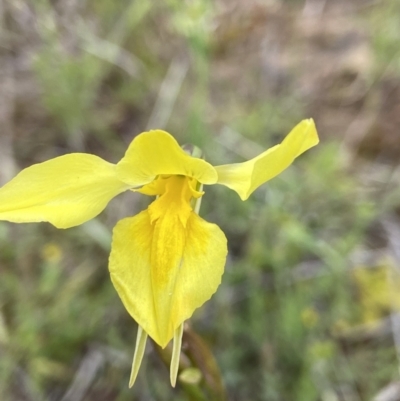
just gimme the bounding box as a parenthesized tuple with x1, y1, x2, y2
(0, 119, 318, 387)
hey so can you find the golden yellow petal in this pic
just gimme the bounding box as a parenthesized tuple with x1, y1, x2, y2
(214, 119, 319, 200)
(109, 207, 227, 348)
(116, 130, 217, 187)
(0, 154, 129, 228)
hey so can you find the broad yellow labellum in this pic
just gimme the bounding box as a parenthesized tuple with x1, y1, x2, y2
(0, 119, 318, 386)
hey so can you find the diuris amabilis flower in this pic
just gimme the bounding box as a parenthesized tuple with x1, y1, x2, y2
(0, 119, 318, 386)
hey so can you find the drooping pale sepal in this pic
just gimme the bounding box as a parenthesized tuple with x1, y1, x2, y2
(170, 323, 184, 387)
(109, 205, 227, 348)
(129, 326, 148, 388)
(116, 130, 218, 187)
(214, 119, 319, 200)
(0, 154, 129, 228)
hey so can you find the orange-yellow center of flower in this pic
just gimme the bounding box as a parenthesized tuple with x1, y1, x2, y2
(148, 176, 197, 226)
(137, 175, 203, 289)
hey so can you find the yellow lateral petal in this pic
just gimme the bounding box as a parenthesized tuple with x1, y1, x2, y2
(109, 210, 227, 348)
(214, 119, 319, 200)
(0, 154, 129, 228)
(116, 130, 218, 186)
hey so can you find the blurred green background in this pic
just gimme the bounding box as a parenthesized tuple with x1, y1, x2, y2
(1, 0, 400, 400)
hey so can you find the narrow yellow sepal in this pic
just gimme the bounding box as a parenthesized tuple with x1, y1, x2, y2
(214, 119, 319, 200)
(170, 323, 184, 387)
(129, 326, 148, 388)
(0, 154, 129, 228)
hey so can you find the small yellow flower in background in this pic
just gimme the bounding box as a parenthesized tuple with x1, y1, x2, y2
(0, 119, 318, 387)
(353, 263, 400, 325)
(301, 307, 319, 329)
(308, 340, 336, 362)
(41, 242, 63, 264)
